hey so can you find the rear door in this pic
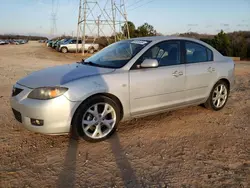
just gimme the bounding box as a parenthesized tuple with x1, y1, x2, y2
(184, 41, 216, 102)
(129, 40, 186, 116)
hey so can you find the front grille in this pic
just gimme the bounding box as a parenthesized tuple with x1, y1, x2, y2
(12, 87, 23, 97)
(12, 108, 22, 123)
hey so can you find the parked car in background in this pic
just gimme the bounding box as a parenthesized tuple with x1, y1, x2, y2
(51, 39, 60, 48)
(46, 40, 53, 47)
(38, 40, 46, 43)
(59, 39, 99, 53)
(4, 40, 10, 44)
(53, 39, 64, 49)
(56, 38, 71, 51)
(12, 40, 21, 45)
(11, 36, 235, 142)
(9, 40, 19, 45)
(18, 39, 28, 44)
(0, 40, 7, 45)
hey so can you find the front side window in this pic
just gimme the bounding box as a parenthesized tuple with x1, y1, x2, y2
(84, 40, 151, 68)
(69, 40, 76, 44)
(133, 41, 181, 68)
(185, 42, 213, 63)
(207, 48, 213, 61)
(68, 40, 82, 44)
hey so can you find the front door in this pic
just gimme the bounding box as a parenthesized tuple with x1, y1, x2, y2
(129, 40, 186, 116)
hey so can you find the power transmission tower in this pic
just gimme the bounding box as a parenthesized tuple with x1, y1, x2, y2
(76, 0, 130, 55)
(97, 15, 101, 37)
(50, 0, 58, 37)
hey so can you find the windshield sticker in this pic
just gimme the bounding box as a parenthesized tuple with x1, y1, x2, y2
(131, 40, 149, 45)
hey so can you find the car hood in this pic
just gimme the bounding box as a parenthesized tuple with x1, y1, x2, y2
(17, 63, 115, 88)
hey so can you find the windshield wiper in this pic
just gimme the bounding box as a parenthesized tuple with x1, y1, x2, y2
(77, 59, 85, 64)
(82, 61, 99, 66)
(77, 59, 94, 65)
(78, 59, 116, 69)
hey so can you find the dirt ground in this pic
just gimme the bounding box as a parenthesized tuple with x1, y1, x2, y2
(0, 41, 249, 188)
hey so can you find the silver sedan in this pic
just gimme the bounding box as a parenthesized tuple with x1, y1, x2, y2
(10, 36, 235, 142)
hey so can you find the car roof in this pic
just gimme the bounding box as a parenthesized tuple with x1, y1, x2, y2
(131, 36, 203, 43)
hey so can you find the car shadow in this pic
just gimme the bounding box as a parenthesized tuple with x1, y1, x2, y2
(57, 133, 139, 187)
(108, 133, 139, 187)
(57, 67, 139, 187)
(57, 137, 78, 188)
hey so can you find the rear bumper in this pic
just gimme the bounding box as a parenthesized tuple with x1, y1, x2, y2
(230, 78, 236, 92)
(10, 84, 80, 135)
(229, 70, 236, 92)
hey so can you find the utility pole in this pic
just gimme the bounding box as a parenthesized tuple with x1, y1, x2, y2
(113, 0, 130, 39)
(97, 15, 101, 37)
(122, 0, 130, 39)
(111, 0, 116, 41)
(76, 0, 82, 53)
(76, 0, 130, 55)
(82, 0, 87, 55)
(50, 0, 58, 37)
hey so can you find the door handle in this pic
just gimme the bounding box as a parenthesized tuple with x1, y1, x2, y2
(172, 71, 179, 77)
(172, 71, 183, 77)
(208, 67, 215, 73)
(178, 71, 183, 76)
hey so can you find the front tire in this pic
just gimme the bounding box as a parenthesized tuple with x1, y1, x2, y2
(61, 47, 68, 53)
(71, 96, 121, 142)
(88, 47, 94, 54)
(204, 80, 229, 111)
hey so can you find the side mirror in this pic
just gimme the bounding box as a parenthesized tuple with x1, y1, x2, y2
(141, 59, 159, 68)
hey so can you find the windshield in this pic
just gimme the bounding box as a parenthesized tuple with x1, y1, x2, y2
(84, 40, 151, 68)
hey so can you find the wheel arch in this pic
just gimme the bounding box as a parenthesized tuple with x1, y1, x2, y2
(216, 77, 230, 91)
(70, 92, 124, 126)
(205, 77, 231, 102)
(61, 46, 68, 53)
(88, 46, 95, 50)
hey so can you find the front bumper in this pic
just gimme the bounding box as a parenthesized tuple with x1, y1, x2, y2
(10, 84, 79, 135)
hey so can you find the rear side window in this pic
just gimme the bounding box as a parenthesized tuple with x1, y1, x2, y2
(185, 41, 213, 63)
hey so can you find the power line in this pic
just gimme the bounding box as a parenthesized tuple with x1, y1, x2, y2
(128, 0, 156, 11)
(127, 0, 145, 8)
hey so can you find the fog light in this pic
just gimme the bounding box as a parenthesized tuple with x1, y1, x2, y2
(30, 118, 44, 126)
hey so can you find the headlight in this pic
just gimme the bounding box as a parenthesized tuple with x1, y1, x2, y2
(27, 87, 68, 100)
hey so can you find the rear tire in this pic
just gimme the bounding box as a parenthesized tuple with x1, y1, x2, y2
(71, 95, 121, 142)
(204, 80, 229, 111)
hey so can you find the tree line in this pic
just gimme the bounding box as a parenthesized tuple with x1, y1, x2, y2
(199, 31, 250, 59)
(0, 34, 48, 40)
(2, 22, 249, 59)
(122, 21, 250, 59)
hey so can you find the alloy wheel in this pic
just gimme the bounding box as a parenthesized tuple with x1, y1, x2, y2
(212, 84, 228, 108)
(62, 48, 67, 53)
(82, 103, 116, 139)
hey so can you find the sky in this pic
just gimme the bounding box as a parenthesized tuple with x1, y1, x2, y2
(0, 0, 249, 37)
